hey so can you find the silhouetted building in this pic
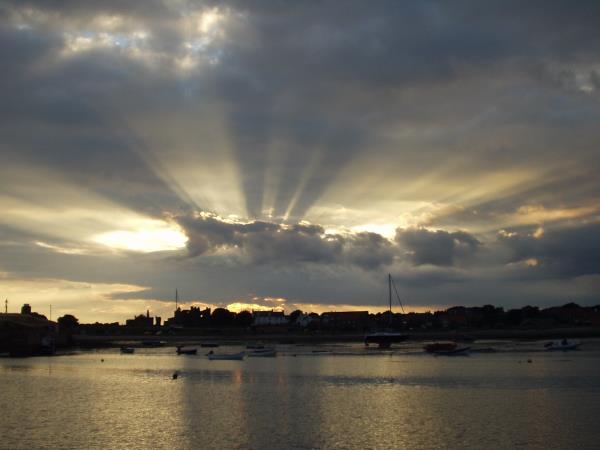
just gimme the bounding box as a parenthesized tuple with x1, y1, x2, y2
(252, 310, 287, 326)
(125, 310, 154, 328)
(21, 303, 32, 315)
(0, 312, 57, 356)
(403, 312, 434, 329)
(166, 306, 211, 327)
(542, 303, 600, 325)
(292, 312, 319, 328)
(78, 322, 121, 336)
(321, 311, 369, 331)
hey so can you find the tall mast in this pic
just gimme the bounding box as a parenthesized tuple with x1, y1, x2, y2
(4, 299, 7, 314)
(175, 289, 178, 311)
(388, 273, 392, 326)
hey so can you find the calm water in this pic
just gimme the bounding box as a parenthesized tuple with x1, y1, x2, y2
(1, 340, 600, 450)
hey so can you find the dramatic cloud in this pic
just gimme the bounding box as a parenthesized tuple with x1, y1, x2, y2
(498, 223, 600, 279)
(396, 228, 480, 267)
(175, 213, 394, 270)
(1, 1, 600, 320)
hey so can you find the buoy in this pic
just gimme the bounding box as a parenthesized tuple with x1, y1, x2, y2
(101, 359, 104, 362)
(172, 371, 179, 380)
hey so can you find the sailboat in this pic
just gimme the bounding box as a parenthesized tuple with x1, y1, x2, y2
(365, 274, 409, 348)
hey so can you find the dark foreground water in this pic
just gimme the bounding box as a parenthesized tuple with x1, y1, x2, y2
(1, 340, 600, 450)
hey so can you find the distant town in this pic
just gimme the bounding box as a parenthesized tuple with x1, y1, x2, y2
(2, 300, 600, 356)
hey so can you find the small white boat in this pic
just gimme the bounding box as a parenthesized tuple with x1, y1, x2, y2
(544, 340, 581, 351)
(207, 351, 245, 360)
(247, 348, 277, 357)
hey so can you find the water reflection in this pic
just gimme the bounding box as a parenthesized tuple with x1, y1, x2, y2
(0, 343, 599, 449)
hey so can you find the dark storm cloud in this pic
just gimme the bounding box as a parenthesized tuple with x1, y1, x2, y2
(0, 25, 193, 216)
(498, 223, 600, 279)
(3, 0, 600, 219)
(208, 0, 600, 218)
(396, 228, 480, 267)
(175, 213, 394, 270)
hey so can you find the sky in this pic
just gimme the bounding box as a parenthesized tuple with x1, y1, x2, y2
(1, 0, 599, 323)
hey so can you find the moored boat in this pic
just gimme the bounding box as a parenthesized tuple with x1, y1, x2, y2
(424, 342, 457, 353)
(365, 274, 409, 348)
(176, 346, 197, 355)
(207, 351, 245, 360)
(247, 348, 277, 357)
(246, 343, 265, 349)
(365, 331, 409, 348)
(120, 346, 135, 354)
(544, 339, 581, 351)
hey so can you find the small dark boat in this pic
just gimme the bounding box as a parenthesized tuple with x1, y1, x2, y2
(207, 351, 245, 360)
(120, 346, 135, 354)
(200, 342, 220, 348)
(247, 348, 276, 357)
(365, 332, 409, 348)
(431, 346, 471, 356)
(176, 346, 197, 355)
(424, 342, 457, 353)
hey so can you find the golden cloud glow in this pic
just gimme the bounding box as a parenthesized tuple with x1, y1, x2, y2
(92, 221, 188, 253)
(34, 241, 86, 255)
(514, 203, 600, 225)
(349, 223, 397, 239)
(287, 302, 438, 315)
(0, 275, 151, 323)
(227, 302, 285, 313)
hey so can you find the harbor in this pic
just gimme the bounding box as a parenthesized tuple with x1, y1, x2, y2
(2, 339, 600, 449)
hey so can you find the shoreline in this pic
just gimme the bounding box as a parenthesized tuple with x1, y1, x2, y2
(72, 326, 600, 348)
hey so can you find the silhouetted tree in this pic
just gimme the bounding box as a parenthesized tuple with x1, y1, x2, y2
(58, 314, 79, 345)
(235, 310, 253, 327)
(481, 305, 503, 327)
(289, 309, 303, 323)
(58, 314, 79, 333)
(521, 305, 540, 319)
(211, 308, 234, 326)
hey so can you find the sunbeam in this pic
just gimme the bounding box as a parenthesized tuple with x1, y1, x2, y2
(2, 0, 600, 324)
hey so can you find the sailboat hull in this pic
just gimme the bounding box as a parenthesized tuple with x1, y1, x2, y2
(365, 332, 409, 347)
